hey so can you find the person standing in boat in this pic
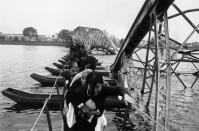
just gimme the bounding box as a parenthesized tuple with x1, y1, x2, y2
(64, 71, 134, 131)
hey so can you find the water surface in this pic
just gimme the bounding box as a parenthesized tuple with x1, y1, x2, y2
(1, 45, 199, 131)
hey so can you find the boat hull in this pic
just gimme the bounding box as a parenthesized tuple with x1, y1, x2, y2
(1, 88, 126, 109)
(1, 88, 64, 107)
(30, 73, 66, 86)
(45, 67, 69, 76)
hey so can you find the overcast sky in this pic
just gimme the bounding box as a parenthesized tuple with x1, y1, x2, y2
(0, 0, 199, 42)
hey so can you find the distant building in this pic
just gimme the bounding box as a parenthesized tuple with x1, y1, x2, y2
(0, 32, 59, 42)
(1, 33, 23, 41)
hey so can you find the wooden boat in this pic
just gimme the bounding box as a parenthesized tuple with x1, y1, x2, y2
(62, 57, 68, 61)
(45, 66, 109, 77)
(53, 62, 67, 69)
(58, 59, 67, 65)
(60, 57, 102, 66)
(45, 67, 68, 76)
(31, 72, 114, 87)
(30, 73, 66, 86)
(1, 88, 125, 109)
(1, 88, 64, 107)
(53, 61, 105, 70)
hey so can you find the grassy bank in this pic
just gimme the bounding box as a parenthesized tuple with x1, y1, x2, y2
(0, 41, 70, 47)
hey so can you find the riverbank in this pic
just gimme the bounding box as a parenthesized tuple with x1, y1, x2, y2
(0, 41, 69, 47)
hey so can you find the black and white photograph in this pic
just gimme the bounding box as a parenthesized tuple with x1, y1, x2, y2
(0, 0, 199, 131)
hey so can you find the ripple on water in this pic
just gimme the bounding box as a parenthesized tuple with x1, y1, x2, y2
(2, 45, 199, 130)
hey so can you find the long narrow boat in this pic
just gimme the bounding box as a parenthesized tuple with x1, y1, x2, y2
(58, 59, 67, 65)
(60, 57, 102, 66)
(53, 62, 105, 71)
(62, 57, 68, 61)
(45, 67, 68, 76)
(1, 88, 64, 107)
(53, 62, 67, 69)
(30, 73, 66, 86)
(1, 88, 126, 109)
(31, 73, 115, 87)
(45, 66, 109, 77)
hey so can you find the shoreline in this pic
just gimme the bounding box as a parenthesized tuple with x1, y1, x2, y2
(0, 41, 68, 47)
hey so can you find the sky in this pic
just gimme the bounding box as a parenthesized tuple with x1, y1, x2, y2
(0, 0, 199, 42)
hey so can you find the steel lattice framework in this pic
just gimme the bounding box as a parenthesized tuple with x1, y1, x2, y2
(111, 0, 199, 130)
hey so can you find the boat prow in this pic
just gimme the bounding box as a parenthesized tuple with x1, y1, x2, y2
(30, 73, 66, 86)
(1, 88, 64, 107)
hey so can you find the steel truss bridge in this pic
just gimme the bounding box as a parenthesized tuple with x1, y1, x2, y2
(30, 0, 199, 131)
(110, 0, 199, 130)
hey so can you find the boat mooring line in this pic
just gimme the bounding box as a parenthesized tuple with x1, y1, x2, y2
(30, 59, 168, 131)
(31, 61, 68, 131)
(129, 103, 169, 131)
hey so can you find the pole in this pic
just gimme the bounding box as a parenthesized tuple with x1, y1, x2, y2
(154, 12, 160, 131)
(45, 106, 53, 131)
(141, 30, 151, 96)
(164, 11, 171, 129)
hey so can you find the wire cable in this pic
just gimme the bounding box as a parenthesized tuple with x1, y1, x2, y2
(30, 59, 69, 131)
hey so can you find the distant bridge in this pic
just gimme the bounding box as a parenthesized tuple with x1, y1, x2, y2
(74, 26, 118, 55)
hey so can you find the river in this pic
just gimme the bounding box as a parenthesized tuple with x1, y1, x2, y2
(1, 45, 199, 131)
(0, 44, 117, 131)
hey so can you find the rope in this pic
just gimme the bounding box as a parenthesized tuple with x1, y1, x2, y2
(128, 102, 169, 131)
(30, 60, 69, 131)
(30, 58, 168, 131)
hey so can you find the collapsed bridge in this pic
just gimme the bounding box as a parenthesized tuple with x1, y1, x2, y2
(110, 0, 199, 130)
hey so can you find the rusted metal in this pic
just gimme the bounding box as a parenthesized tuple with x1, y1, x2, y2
(154, 12, 160, 131)
(164, 11, 171, 129)
(111, 0, 174, 73)
(141, 28, 152, 96)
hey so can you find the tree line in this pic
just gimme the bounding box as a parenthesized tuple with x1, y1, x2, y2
(0, 27, 124, 49)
